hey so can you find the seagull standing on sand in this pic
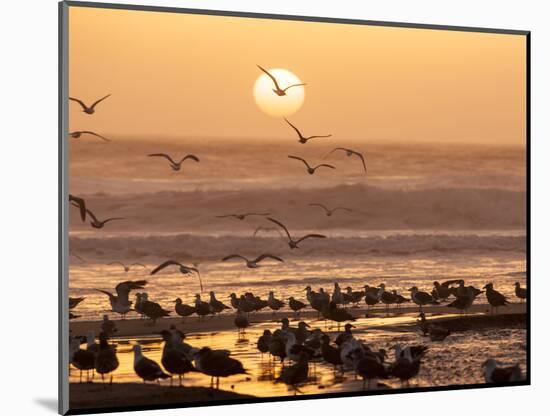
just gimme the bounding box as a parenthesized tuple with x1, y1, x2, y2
(409, 286, 439, 312)
(71, 338, 96, 383)
(159, 330, 197, 387)
(514, 282, 527, 302)
(482, 359, 523, 383)
(194, 294, 212, 320)
(140, 296, 171, 324)
(288, 155, 335, 175)
(108, 261, 146, 273)
(194, 347, 248, 389)
(308, 203, 352, 217)
(257, 65, 306, 96)
(222, 254, 283, 268)
(335, 323, 356, 347)
(289, 297, 307, 315)
(209, 291, 230, 315)
(94, 332, 119, 384)
(148, 153, 200, 172)
(96, 280, 147, 319)
(69, 94, 111, 114)
(69, 130, 110, 142)
(324, 147, 367, 173)
(284, 118, 331, 144)
(483, 283, 509, 314)
(133, 344, 170, 383)
(268, 217, 327, 249)
(151, 260, 203, 291)
(175, 298, 196, 321)
(268, 291, 285, 312)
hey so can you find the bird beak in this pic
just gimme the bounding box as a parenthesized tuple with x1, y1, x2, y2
(350, 325, 356, 328)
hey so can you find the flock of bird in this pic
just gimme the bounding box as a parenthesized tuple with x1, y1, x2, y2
(68, 66, 526, 394)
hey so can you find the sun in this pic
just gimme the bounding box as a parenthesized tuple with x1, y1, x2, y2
(253, 68, 305, 117)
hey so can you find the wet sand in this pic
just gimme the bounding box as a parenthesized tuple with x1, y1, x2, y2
(69, 302, 527, 337)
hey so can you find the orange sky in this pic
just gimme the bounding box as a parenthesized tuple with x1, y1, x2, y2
(68, 6, 527, 145)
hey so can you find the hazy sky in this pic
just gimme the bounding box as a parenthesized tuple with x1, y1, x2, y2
(68, 6, 526, 145)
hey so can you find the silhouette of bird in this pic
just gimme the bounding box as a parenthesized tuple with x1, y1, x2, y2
(284, 118, 331, 144)
(335, 323, 356, 347)
(175, 298, 196, 321)
(133, 344, 170, 383)
(148, 153, 199, 172)
(108, 261, 146, 272)
(69, 94, 111, 114)
(514, 282, 527, 302)
(308, 203, 352, 217)
(267, 217, 327, 249)
(69, 297, 85, 310)
(289, 297, 307, 314)
(234, 310, 249, 334)
(194, 294, 213, 320)
(409, 286, 439, 311)
(69, 130, 110, 141)
(96, 280, 146, 319)
(70, 338, 96, 383)
(482, 359, 523, 383)
(268, 291, 285, 312)
(222, 254, 283, 268)
(101, 315, 117, 338)
(257, 65, 306, 96)
(194, 347, 247, 389)
(209, 291, 231, 314)
(257, 329, 272, 356)
(69, 194, 87, 222)
(349, 347, 387, 390)
(159, 330, 196, 386)
(288, 155, 335, 175)
(216, 212, 270, 220)
(83, 208, 124, 229)
(140, 297, 170, 324)
(94, 332, 119, 384)
(483, 283, 509, 314)
(150, 260, 203, 291)
(324, 147, 367, 173)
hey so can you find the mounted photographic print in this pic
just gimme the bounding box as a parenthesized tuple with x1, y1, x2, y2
(59, 1, 530, 414)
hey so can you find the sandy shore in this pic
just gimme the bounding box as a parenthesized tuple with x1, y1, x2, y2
(70, 302, 527, 337)
(69, 382, 253, 410)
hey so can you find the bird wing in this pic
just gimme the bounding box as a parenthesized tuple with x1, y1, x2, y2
(288, 155, 311, 169)
(284, 118, 303, 139)
(69, 194, 86, 222)
(267, 217, 293, 241)
(295, 234, 327, 244)
(115, 280, 147, 296)
(81, 131, 111, 142)
(85, 208, 99, 223)
(148, 153, 177, 165)
(257, 65, 281, 90)
(95, 289, 114, 301)
(150, 260, 183, 275)
(282, 83, 306, 92)
(243, 212, 271, 217)
(131, 263, 146, 268)
(305, 134, 332, 140)
(222, 254, 248, 263)
(102, 217, 125, 224)
(323, 147, 348, 159)
(255, 254, 284, 263)
(90, 94, 111, 110)
(308, 203, 329, 213)
(69, 97, 87, 110)
(180, 154, 200, 163)
(351, 150, 367, 172)
(108, 261, 125, 268)
(313, 164, 336, 171)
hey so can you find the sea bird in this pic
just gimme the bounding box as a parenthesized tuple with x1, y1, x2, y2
(69, 94, 111, 114)
(483, 283, 509, 314)
(409, 286, 439, 312)
(69, 194, 87, 222)
(234, 310, 250, 334)
(257, 329, 272, 357)
(222, 254, 283, 268)
(320, 335, 343, 371)
(94, 332, 119, 384)
(284, 118, 331, 144)
(108, 261, 146, 272)
(267, 217, 327, 249)
(289, 297, 307, 314)
(308, 203, 352, 217)
(150, 260, 203, 291)
(174, 298, 196, 321)
(101, 315, 117, 338)
(482, 359, 523, 383)
(95, 280, 147, 319)
(268, 291, 285, 312)
(324, 147, 367, 173)
(69, 130, 110, 141)
(71, 338, 96, 383)
(194, 347, 248, 389)
(159, 330, 196, 386)
(335, 323, 356, 347)
(288, 155, 335, 175)
(275, 352, 309, 394)
(209, 291, 231, 315)
(257, 65, 306, 96)
(133, 344, 170, 383)
(349, 347, 387, 390)
(69, 297, 85, 310)
(194, 294, 213, 320)
(84, 208, 125, 229)
(140, 297, 171, 324)
(514, 282, 527, 302)
(217, 212, 270, 220)
(148, 153, 200, 172)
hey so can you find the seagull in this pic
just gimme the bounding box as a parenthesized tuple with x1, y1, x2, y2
(268, 291, 285, 312)
(222, 253, 283, 268)
(345, 287, 365, 305)
(133, 344, 170, 383)
(101, 315, 117, 338)
(308, 203, 352, 217)
(349, 347, 387, 390)
(69, 130, 110, 142)
(322, 301, 356, 330)
(159, 330, 197, 387)
(69, 94, 111, 114)
(288, 155, 335, 175)
(216, 212, 270, 221)
(94, 332, 119, 384)
(332, 282, 344, 305)
(140, 297, 170, 324)
(96, 280, 147, 319)
(482, 359, 523, 383)
(174, 298, 196, 321)
(69, 194, 87, 222)
(148, 153, 200, 172)
(447, 291, 478, 314)
(209, 291, 231, 314)
(234, 309, 249, 334)
(364, 285, 381, 310)
(284, 118, 331, 144)
(150, 260, 203, 291)
(257, 65, 306, 96)
(285, 332, 316, 362)
(84, 208, 125, 229)
(393, 290, 410, 308)
(257, 329, 272, 357)
(267, 217, 327, 249)
(390, 344, 426, 387)
(320, 335, 343, 371)
(409, 286, 439, 312)
(194, 294, 213, 320)
(324, 147, 367, 173)
(69, 297, 85, 310)
(194, 347, 248, 389)
(335, 323, 356, 347)
(379, 283, 398, 314)
(483, 283, 509, 314)
(289, 297, 307, 314)
(514, 282, 527, 302)
(108, 261, 146, 272)
(71, 338, 96, 383)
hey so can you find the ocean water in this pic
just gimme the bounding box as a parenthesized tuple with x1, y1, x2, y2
(68, 138, 526, 320)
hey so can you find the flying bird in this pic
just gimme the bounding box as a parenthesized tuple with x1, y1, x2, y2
(325, 147, 367, 173)
(85, 208, 125, 229)
(69, 94, 111, 114)
(69, 130, 110, 142)
(69, 194, 87, 222)
(216, 212, 270, 220)
(252, 226, 284, 238)
(108, 261, 146, 273)
(150, 260, 203, 291)
(288, 155, 335, 175)
(268, 217, 327, 249)
(222, 254, 283, 268)
(308, 203, 352, 217)
(257, 65, 306, 96)
(148, 153, 200, 172)
(284, 118, 331, 144)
